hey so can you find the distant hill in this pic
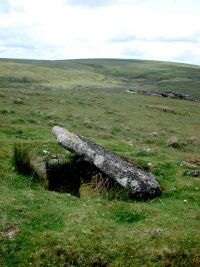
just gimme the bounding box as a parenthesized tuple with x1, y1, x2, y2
(0, 58, 200, 97)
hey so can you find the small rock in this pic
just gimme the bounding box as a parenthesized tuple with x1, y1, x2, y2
(180, 161, 199, 168)
(5, 226, 20, 239)
(0, 93, 6, 98)
(183, 199, 188, 203)
(167, 136, 183, 148)
(167, 136, 177, 146)
(184, 170, 200, 177)
(186, 136, 199, 145)
(147, 162, 155, 171)
(148, 162, 152, 166)
(42, 150, 50, 155)
(13, 98, 24, 104)
(150, 132, 159, 137)
(147, 228, 163, 238)
(126, 90, 137, 94)
(139, 147, 151, 153)
(128, 141, 133, 147)
(58, 99, 65, 104)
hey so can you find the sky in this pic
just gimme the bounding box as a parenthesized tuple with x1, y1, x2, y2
(0, 0, 200, 65)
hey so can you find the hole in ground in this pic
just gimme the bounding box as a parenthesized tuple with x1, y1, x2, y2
(46, 156, 116, 197)
(12, 143, 125, 198)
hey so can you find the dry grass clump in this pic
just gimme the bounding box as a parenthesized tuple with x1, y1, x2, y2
(90, 173, 133, 201)
(90, 173, 111, 194)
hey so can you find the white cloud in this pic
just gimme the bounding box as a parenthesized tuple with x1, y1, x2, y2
(0, 0, 200, 64)
(66, 0, 115, 8)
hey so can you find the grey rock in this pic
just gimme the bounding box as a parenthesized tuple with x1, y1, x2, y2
(184, 170, 200, 177)
(52, 126, 162, 200)
(139, 147, 151, 153)
(180, 161, 200, 168)
(167, 136, 178, 148)
(150, 132, 159, 137)
(126, 89, 199, 102)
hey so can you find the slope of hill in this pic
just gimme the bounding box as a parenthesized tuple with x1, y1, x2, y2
(0, 58, 200, 97)
(0, 58, 200, 266)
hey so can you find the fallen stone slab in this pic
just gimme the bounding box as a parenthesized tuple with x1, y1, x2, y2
(52, 126, 162, 200)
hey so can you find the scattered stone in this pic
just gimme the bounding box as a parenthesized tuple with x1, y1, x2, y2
(184, 170, 200, 177)
(139, 147, 151, 154)
(42, 150, 49, 155)
(5, 226, 20, 239)
(150, 228, 163, 237)
(150, 92, 162, 97)
(186, 136, 199, 145)
(167, 136, 186, 149)
(167, 136, 179, 148)
(180, 161, 200, 168)
(147, 162, 155, 171)
(127, 141, 133, 147)
(125, 90, 137, 94)
(13, 98, 24, 104)
(57, 99, 65, 104)
(0, 93, 5, 98)
(126, 89, 199, 102)
(150, 132, 159, 137)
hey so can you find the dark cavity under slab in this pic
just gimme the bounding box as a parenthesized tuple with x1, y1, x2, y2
(45, 156, 155, 200)
(46, 156, 116, 197)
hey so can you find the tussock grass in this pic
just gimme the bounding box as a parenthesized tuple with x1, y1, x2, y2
(12, 143, 33, 176)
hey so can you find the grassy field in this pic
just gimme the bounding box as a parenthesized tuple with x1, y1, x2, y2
(0, 58, 200, 266)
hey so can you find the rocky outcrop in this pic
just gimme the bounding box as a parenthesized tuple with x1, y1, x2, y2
(126, 89, 199, 102)
(52, 126, 162, 200)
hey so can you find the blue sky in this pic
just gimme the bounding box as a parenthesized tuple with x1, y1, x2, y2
(0, 0, 200, 65)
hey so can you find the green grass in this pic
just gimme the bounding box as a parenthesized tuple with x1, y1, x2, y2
(0, 58, 200, 96)
(0, 58, 200, 266)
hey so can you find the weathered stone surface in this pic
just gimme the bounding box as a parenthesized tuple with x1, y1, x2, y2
(52, 126, 162, 200)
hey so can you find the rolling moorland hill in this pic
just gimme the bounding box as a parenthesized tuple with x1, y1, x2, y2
(1, 58, 200, 96)
(0, 58, 200, 266)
